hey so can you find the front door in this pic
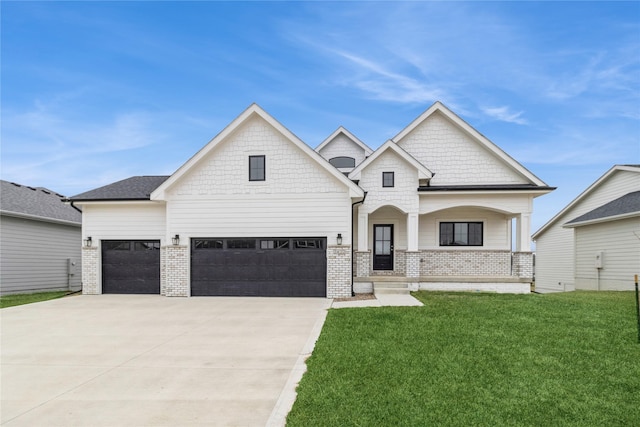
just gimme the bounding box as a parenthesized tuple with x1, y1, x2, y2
(373, 224, 393, 271)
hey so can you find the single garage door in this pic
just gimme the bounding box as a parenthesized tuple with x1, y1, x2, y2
(102, 240, 160, 294)
(191, 238, 326, 297)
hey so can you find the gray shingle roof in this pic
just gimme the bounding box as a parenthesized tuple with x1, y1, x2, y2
(70, 176, 170, 201)
(0, 180, 82, 224)
(566, 191, 640, 225)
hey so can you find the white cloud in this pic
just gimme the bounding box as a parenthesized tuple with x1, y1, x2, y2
(481, 106, 528, 125)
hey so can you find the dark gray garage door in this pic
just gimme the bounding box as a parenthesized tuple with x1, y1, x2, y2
(102, 240, 160, 294)
(191, 238, 326, 297)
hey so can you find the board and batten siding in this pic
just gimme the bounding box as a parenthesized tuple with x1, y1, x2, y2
(574, 217, 640, 291)
(534, 169, 640, 291)
(0, 215, 81, 294)
(82, 203, 166, 241)
(167, 193, 352, 244)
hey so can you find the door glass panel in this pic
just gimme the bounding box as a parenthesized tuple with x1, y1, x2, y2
(382, 242, 391, 255)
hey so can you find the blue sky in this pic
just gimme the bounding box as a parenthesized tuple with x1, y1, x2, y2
(2, 1, 639, 233)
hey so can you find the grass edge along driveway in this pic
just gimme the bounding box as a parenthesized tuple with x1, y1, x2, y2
(0, 291, 71, 309)
(288, 291, 640, 426)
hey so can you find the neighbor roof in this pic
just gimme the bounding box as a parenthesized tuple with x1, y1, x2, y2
(1, 180, 81, 225)
(564, 191, 640, 227)
(70, 176, 170, 201)
(533, 165, 640, 238)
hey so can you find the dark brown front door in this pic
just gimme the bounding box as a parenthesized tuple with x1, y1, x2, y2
(373, 225, 393, 271)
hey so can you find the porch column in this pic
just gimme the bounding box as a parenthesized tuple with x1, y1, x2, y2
(358, 212, 368, 251)
(515, 213, 532, 252)
(406, 213, 420, 279)
(407, 213, 419, 251)
(355, 212, 370, 277)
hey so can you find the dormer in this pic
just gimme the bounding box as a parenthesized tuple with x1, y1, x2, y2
(316, 126, 373, 173)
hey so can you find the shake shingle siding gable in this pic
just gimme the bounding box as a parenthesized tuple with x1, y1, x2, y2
(70, 176, 170, 201)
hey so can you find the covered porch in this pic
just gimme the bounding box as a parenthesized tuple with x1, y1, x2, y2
(352, 200, 534, 294)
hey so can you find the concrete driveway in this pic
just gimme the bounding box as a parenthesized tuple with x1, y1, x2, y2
(1, 295, 331, 426)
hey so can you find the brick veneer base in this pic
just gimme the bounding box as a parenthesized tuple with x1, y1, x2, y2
(327, 245, 352, 298)
(81, 246, 99, 294)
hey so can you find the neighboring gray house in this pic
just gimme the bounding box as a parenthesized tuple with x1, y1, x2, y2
(0, 180, 82, 294)
(70, 103, 553, 298)
(533, 165, 640, 292)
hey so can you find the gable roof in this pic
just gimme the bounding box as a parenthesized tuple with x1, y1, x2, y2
(533, 165, 640, 238)
(393, 101, 548, 187)
(348, 140, 433, 181)
(1, 180, 81, 225)
(564, 190, 640, 228)
(151, 104, 364, 199)
(70, 176, 170, 202)
(315, 126, 373, 156)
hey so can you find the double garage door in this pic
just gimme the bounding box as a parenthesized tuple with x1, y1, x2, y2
(101, 238, 326, 297)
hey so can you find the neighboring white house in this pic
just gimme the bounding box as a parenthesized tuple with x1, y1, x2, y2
(0, 180, 82, 295)
(533, 165, 640, 292)
(70, 102, 553, 298)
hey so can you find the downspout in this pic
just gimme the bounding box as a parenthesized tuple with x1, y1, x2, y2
(351, 191, 367, 296)
(67, 199, 83, 214)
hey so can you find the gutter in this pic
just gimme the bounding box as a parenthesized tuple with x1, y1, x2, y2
(68, 199, 83, 214)
(350, 191, 367, 296)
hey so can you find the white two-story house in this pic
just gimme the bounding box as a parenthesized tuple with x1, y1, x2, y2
(70, 102, 553, 298)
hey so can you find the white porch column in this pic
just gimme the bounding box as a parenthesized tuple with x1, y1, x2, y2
(358, 212, 368, 251)
(407, 213, 419, 251)
(516, 213, 532, 252)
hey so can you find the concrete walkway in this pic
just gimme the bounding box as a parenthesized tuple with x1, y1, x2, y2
(331, 293, 423, 309)
(0, 295, 331, 427)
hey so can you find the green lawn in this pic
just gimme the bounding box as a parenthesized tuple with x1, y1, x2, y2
(288, 291, 640, 426)
(0, 291, 71, 309)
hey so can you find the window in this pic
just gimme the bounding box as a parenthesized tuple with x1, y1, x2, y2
(249, 155, 265, 181)
(194, 239, 223, 249)
(329, 157, 356, 168)
(439, 222, 483, 246)
(382, 172, 394, 187)
(135, 242, 160, 251)
(103, 241, 131, 251)
(227, 239, 256, 249)
(294, 239, 324, 249)
(260, 239, 290, 249)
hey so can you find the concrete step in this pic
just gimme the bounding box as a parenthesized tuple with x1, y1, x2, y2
(375, 287, 411, 295)
(373, 282, 408, 288)
(373, 282, 410, 295)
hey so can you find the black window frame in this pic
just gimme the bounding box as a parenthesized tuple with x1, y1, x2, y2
(382, 171, 395, 188)
(249, 155, 265, 181)
(439, 222, 483, 246)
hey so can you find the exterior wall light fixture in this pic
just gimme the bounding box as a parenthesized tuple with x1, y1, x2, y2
(172, 234, 180, 246)
(83, 236, 92, 248)
(337, 233, 343, 245)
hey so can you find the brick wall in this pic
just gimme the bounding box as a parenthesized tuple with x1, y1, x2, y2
(420, 250, 511, 276)
(164, 245, 189, 297)
(355, 251, 370, 277)
(370, 249, 406, 276)
(81, 246, 99, 294)
(512, 252, 534, 279)
(327, 245, 351, 298)
(406, 251, 420, 278)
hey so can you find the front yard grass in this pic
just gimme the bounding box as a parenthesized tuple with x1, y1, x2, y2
(0, 290, 71, 309)
(288, 291, 640, 426)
